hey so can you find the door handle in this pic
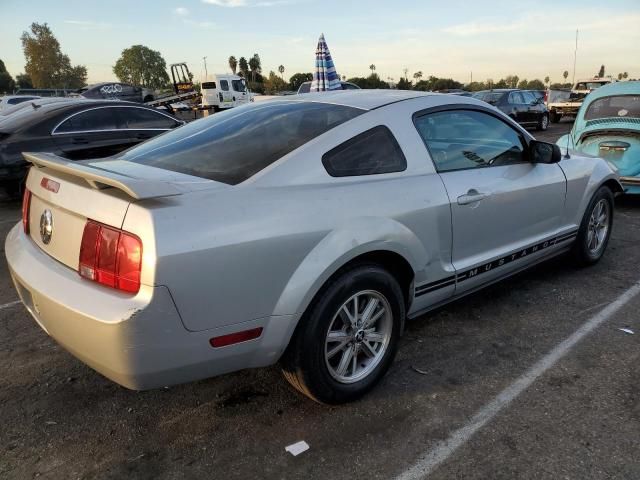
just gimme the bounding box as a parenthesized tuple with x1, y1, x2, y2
(457, 190, 488, 205)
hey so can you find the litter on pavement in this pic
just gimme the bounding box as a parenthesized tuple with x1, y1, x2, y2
(618, 327, 634, 335)
(285, 440, 310, 456)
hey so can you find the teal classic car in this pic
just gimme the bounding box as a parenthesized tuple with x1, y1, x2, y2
(557, 81, 640, 194)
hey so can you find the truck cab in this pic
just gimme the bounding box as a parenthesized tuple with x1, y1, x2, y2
(201, 75, 250, 111)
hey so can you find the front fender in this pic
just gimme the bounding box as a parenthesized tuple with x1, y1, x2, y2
(270, 216, 427, 342)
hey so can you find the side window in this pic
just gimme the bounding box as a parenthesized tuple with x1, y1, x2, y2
(522, 91, 536, 104)
(508, 92, 524, 104)
(413, 110, 526, 172)
(202, 82, 217, 90)
(55, 108, 119, 133)
(322, 126, 407, 177)
(231, 79, 246, 92)
(220, 80, 229, 91)
(118, 108, 179, 129)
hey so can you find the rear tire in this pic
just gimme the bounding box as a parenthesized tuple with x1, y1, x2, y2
(571, 186, 614, 266)
(550, 111, 561, 123)
(281, 263, 404, 404)
(536, 113, 549, 131)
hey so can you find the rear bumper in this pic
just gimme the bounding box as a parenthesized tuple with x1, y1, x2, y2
(5, 224, 295, 389)
(620, 176, 640, 195)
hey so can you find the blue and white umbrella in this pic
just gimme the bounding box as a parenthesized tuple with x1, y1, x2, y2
(310, 33, 342, 92)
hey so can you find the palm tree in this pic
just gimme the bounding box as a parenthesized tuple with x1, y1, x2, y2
(563, 70, 569, 82)
(544, 76, 550, 86)
(369, 64, 376, 74)
(278, 65, 285, 80)
(228, 56, 238, 75)
(618, 73, 623, 80)
(623, 72, 629, 80)
(413, 71, 423, 82)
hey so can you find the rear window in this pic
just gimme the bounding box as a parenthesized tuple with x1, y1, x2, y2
(119, 101, 363, 185)
(7, 97, 37, 105)
(202, 82, 216, 90)
(584, 95, 640, 120)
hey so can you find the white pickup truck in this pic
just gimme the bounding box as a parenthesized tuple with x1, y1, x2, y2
(547, 78, 613, 123)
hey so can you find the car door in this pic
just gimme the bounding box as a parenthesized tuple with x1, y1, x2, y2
(413, 108, 567, 294)
(219, 79, 233, 106)
(115, 106, 182, 143)
(521, 91, 541, 124)
(52, 106, 137, 160)
(507, 91, 528, 124)
(231, 79, 249, 106)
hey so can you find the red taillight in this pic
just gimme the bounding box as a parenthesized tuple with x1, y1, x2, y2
(22, 189, 31, 234)
(209, 328, 263, 348)
(79, 220, 142, 294)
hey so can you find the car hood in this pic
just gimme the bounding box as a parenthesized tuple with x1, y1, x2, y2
(576, 133, 640, 177)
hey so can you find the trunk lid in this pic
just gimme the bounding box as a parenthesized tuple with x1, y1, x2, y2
(23, 152, 225, 272)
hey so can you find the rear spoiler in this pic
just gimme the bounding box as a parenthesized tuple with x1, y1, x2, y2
(23, 152, 181, 200)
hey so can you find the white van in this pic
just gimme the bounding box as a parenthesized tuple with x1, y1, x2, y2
(201, 75, 250, 110)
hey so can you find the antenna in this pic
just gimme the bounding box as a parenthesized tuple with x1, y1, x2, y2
(564, 127, 571, 159)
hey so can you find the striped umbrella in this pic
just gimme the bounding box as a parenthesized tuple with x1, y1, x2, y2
(310, 33, 342, 92)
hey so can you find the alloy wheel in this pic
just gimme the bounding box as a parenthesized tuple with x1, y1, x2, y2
(587, 199, 610, 254)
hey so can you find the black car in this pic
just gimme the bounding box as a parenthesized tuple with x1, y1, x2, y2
(297, 81, 361, 94)
(472, 89, 549, 131)
(0, 99, 183, 195)
(76, 83, 150, 103)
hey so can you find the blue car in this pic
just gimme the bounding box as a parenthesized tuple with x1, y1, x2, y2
(557, 81, 640, 194)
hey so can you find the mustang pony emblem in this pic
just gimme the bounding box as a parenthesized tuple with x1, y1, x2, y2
(39, 210, 53, 244)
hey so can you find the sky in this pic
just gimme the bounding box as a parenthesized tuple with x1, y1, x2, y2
(1, 0, 639, 86)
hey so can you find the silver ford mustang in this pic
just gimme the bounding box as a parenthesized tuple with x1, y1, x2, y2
(6, 91, 621, 404)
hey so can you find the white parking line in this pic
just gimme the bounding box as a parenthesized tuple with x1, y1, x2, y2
(396, 280, 640, 480)
(0, 300, 21, 311)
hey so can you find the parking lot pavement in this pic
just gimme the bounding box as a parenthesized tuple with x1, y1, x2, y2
(2, 119, 639, 480)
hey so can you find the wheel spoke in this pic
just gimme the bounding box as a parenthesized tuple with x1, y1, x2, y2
(360, 297, 380, 328)
(326, 331, 351, 359)
(364, 330, 384, 343)
(361, 340, 377, 358)
(351, 348, 358, 375)
(335, 346, 354, 377)
(340, 304, 356, 328)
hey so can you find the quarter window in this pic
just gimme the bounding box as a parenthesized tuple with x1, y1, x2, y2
(55, 108, 119, 133)
(220, 80, 229, 91)
(414, 110, 527, 172)
(322, 126, 407, 177)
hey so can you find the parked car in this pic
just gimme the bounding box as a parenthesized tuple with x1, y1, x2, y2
(472, 89, 549, 130)
(201, 74, 251, 111)
(547, 78, 614, 123)
(0, 95, 41, 112)
(557, 81, 640, 194)
(0, 100, 183, 195)
(7, 91, 621, 404)
(75, 83, 150, 103)
(297, 81, 360, 94)
(0, 97, 73, 119)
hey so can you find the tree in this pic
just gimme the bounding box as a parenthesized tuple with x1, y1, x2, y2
(414, 76, 463, 92)
(347, 73, 390, 89)
(248, 53, 261, 82)
(228, 56, 237, 74)
(563, 70, 569, 81)
(397, 77, 412, 90)
(623, 72, 629, 80)
(413, 71, 423, 82)
(278, 64, 285, 79)
(618, 73, 623, 80)
(597, 65, 605, 78)
(544, 76, 550, 85)
(21, 22, 87, 89)
(238, 57, 249, 77)
(289, 72, 312, 91)
(369, 64, 376, 74)
(113, 45, 169, 89)
(264, 70, 287, 94)
(525, 79, 545, 90)
(505, 75, 519, 88)
(0, 59, 15, 93)
(15, 73, 33, 89)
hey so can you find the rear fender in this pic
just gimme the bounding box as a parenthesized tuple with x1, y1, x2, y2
(270, 216, 426, 348)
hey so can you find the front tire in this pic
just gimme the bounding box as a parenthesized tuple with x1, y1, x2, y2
(571, 186, 614, 266)
(281, 263, 404, 404)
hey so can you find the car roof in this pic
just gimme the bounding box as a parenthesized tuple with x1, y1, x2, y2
(273, 89, 435, 110)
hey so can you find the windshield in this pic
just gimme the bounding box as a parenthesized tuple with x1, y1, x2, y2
(472, 92, 505, 104)
(584, 95, 640, 120)
(119, 101, 363, 185)
(232, 79, 247, 92)
(575, 82, 609, 90)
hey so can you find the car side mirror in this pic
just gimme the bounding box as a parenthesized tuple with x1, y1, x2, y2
(530, 140, 561, 164)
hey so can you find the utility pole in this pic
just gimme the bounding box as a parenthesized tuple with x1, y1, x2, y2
(202, 56, 208, 81)
(470, 71, 473, 84)
(571, 29, 578, 85)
